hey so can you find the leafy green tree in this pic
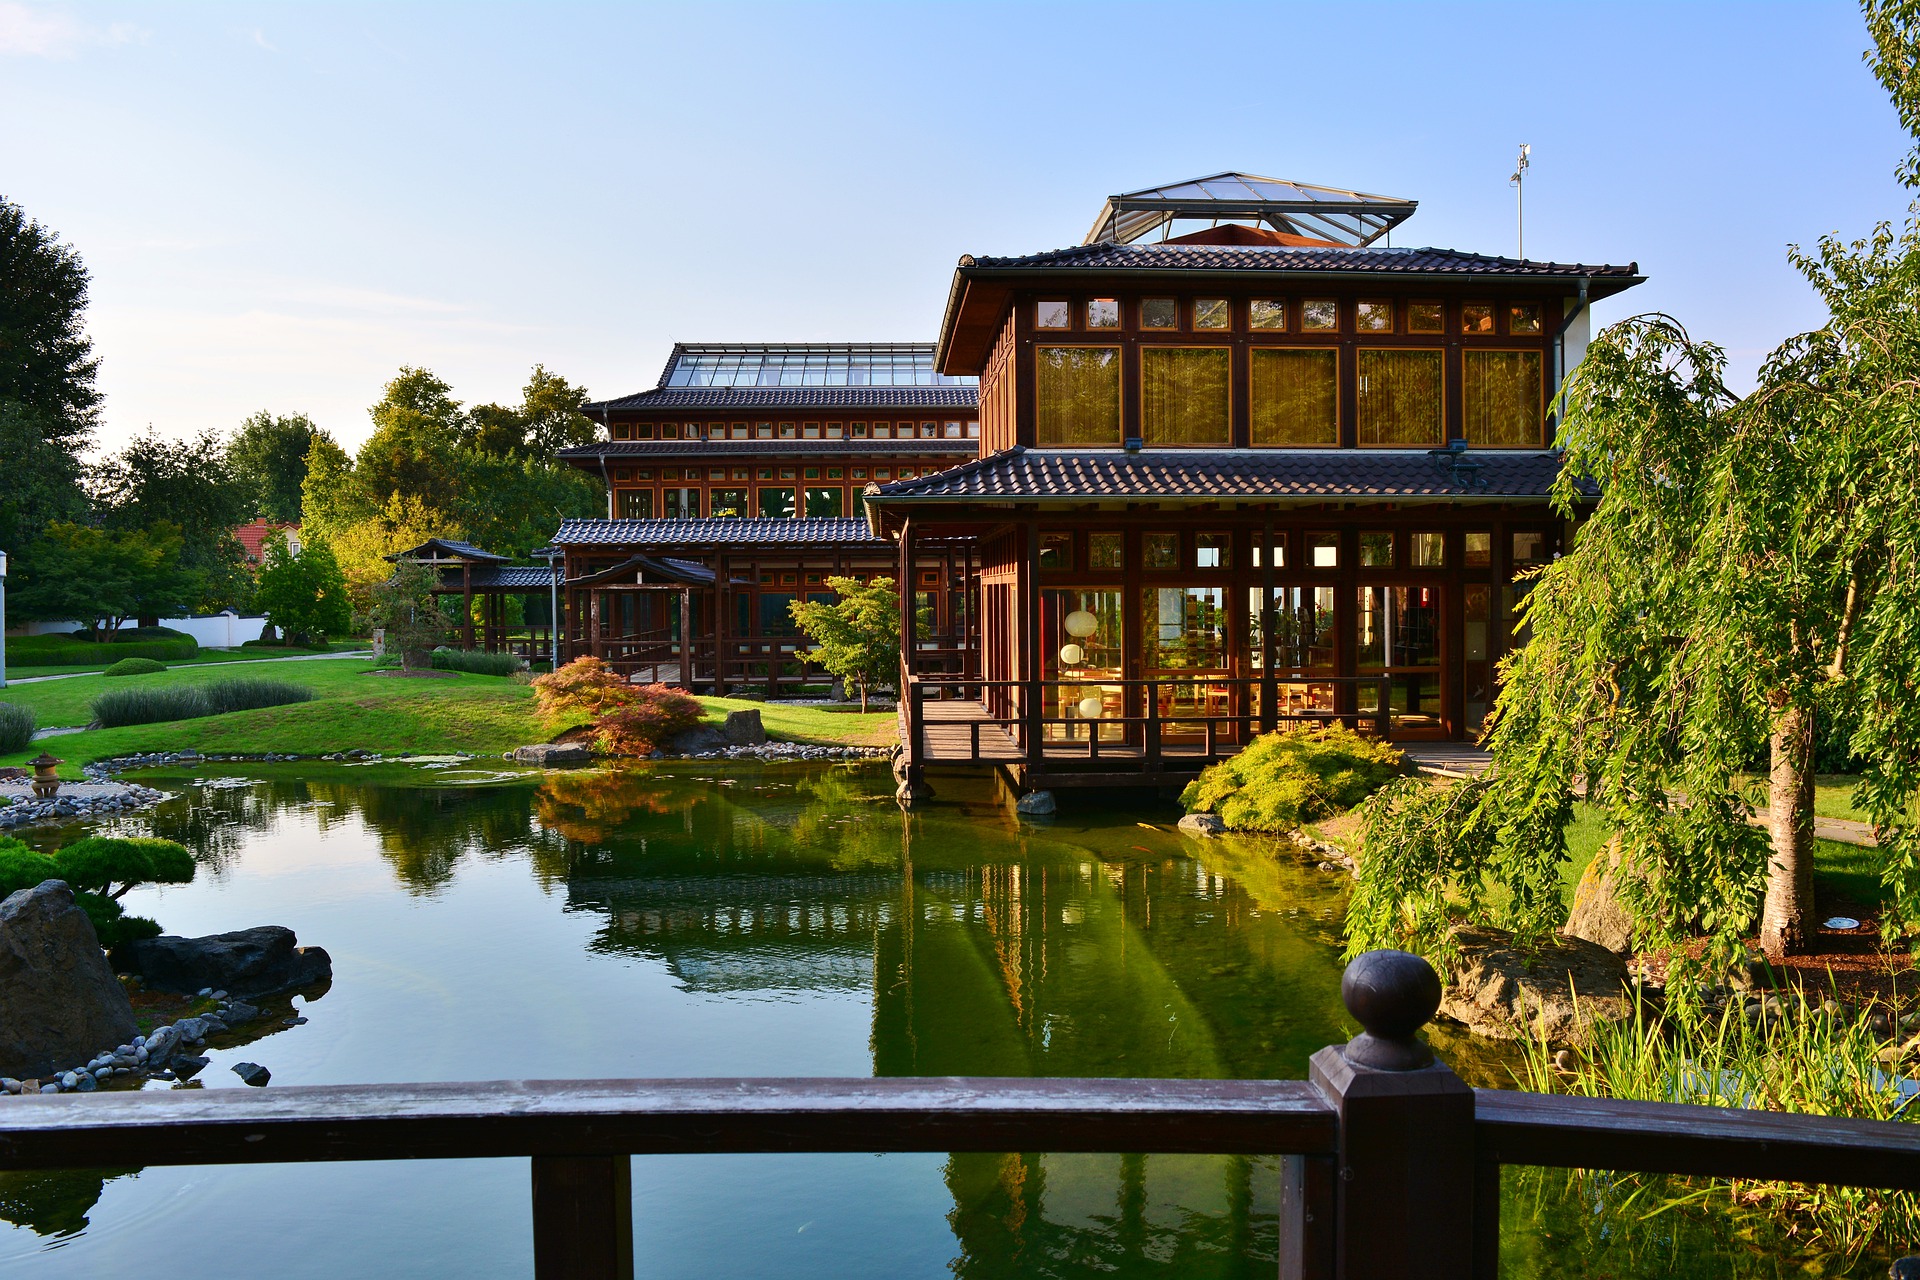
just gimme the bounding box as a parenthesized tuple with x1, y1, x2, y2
(790, 576, 901, 712)
(466, 401, 528, 457)
(357, 367, 466, 503)
(253, 533, 352, 644)
(11, 521, 199, 639)
(369, 557, 443, 670)
(0, 400, 87, 554)
(0, 195, 99, 446)
(519, 364, 597, 454)
(0, 834, 195, 945)
(228, 411, 328, 523)
(94, 429, 253, 613)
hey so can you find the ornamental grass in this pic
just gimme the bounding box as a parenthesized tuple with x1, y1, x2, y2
(1517, 987, 1920, 1266)
(430, 648, 524, 677)
(92, 678, 314, 728)
(0, 703, 33, 754)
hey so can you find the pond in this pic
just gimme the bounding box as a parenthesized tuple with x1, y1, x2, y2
(0, 761, 1879, 1278)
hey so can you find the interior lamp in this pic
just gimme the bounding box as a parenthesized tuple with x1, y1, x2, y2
(1058, 643, 1085, 666)
(1077, 695, 1104, 720)
(1063, 610, 1098, 639)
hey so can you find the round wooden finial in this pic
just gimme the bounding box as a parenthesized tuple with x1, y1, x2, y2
(1340, 949, 1442, 1071)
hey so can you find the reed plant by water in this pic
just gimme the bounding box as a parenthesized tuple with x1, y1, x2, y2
(92, 678, 314, 728)
(0, 702, 33, 754)
(1519, 985, 1920, 1265)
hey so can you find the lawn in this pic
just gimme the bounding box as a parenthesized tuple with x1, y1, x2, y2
(0, 660, 897, 777)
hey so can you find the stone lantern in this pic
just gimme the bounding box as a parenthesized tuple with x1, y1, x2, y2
(28, 753, 61, 800)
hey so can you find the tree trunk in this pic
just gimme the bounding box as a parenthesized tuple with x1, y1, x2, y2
(1759, 699, 1816, 956)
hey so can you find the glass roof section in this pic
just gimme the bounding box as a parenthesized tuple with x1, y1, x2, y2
(662, 343, 975, 389)
(1085, 172, 1418, 247)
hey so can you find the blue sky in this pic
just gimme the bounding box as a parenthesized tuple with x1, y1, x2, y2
(1, 0, 1910, 453)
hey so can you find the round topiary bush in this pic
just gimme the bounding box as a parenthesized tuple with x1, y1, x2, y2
(104, 657, 169, 677)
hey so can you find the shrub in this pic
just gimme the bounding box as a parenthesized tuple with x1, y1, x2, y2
(531, 657, 636, 723)
(104, 657, 168, 677)
(91, 685, 210, 728)
(595, 684, 703, 755)
(1180, 724, 1405, 831)
(200, 678, 315, 716)
(431, 647, 524, 677)
(0, 703, 33, 754)
(91, 677, 314, 727)
(8, 633, 198, 667)
(0, 833, 194, 945)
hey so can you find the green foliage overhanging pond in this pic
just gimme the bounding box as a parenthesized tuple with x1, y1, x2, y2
(0, 760, 1892, 1279)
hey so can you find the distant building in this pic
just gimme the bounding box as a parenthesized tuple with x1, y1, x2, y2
(234, 520, 301, 568)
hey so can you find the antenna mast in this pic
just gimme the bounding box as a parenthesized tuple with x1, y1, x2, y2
(1509, 144, 1531, 258)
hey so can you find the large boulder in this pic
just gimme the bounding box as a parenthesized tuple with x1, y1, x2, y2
(721, 709, 766, 746)
(511, 743, 591, 766)
(1177, 812, 1226, 839)
(1563, 841, 1637, 954)
(1438, 925, 1631, 1044)
(112, 926, 331, 999)
(666, 725, 729, 754)
(0, 881, 138, 1079)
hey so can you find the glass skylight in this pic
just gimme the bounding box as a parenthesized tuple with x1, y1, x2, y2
(663, 344, 975, 389)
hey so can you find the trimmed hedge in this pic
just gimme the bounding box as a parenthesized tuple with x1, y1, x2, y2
(91, 677, 315, 728)
(0, 703, 33, 754)
(10, 628, 199, 667)
(431, 647, 523, 676)
(104, 657, 169, 677)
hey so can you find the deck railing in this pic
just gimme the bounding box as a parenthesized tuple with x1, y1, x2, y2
(903, 674, 1398, 776)
(4, 951, 1917, 1279)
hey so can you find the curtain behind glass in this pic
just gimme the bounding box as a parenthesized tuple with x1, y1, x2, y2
(1464, 350, 1543, 446)
(1249, 348, 1338, 445)
(1036, 347, 1121, 445)
(1141, 348, 1230, 445)
(1357, 349, 1444, 446)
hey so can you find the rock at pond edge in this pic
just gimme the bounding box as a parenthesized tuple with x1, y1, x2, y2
(510, 743, 591, 766)
(1438, 924, 1631, 1045)
(113, 926, 332, 999)
(1177, 812, 1226, 838)
(1563, 839, 1636, 955)
(0, 881, 139, 1079)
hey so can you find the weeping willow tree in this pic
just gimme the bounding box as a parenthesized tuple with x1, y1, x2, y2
(1348, 0, 1920, 977)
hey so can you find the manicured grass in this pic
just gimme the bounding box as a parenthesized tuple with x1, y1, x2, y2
(0, 663, 895, 778)
(6, 642, 363, 679)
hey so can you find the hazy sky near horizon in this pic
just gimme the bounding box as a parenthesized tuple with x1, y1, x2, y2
(2, 0, 1912, 456)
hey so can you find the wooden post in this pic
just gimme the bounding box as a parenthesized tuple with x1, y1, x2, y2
(680, 586, 693, 689)
(1022, 521, 1041, 761)
(531, 1154, 633, 1280)
(1262, 513, 1277, 735)
(897, 518, 915, 684)
(462, 562, 475, 650)
(1308, 950, 1476, 1279)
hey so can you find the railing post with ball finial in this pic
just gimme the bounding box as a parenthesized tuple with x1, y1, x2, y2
(1309, 949, 1477, 1279)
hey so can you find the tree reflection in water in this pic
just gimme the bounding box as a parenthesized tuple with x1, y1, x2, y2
(0, 1170, 140, 1240)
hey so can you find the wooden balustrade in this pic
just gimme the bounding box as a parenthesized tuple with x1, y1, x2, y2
(3, 951, 1916, 1278)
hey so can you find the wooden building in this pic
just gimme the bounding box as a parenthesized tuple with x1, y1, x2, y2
(865, 173, 1644, 789)
(548, 343, 981, 690)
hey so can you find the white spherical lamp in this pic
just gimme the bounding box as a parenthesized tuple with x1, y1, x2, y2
(1063, 610, 1098, 639)
(1058, 643, 1085, 667)
(1077, 695, 1104, 720)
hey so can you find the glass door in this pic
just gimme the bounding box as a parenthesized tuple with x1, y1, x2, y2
(1247, 585, 1339, 724)
(1356, 585, 1444, 735)
(1141, 586, 1229, 743)
(1041, 590, 1125, 744)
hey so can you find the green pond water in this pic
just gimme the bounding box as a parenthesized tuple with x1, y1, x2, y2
(0, 761, 1885, 1278)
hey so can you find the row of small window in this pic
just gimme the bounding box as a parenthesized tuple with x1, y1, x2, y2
(608, 420, 978, 441)
(612, 464, 942, 485)
(618, 487, 864, 519)
(1037, 529, 1552, 572)
(1036, 297, 1546, 337)
(1039, 346, 1544, 448)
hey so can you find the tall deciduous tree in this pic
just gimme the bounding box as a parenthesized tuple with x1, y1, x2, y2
(253, 533, 352, 644)
(93, 429, 253, 613)
(11, 521, 199, 639)
(0, 400, 87, 554)
(0, 195, 99, 447)
(228, 411, 329, 523)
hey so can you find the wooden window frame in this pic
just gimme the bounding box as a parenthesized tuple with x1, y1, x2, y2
(1460, 303, 1496, 337)
(1137, 345, 1234, 448)
(1406, 301, 1446, 335)
(1248, 345, 1341, 449)
(1300, 299, 1341, 333)
(1355, 300, 1395, 334)
(1462, 346, 1549, 449)
(1034, 343, 1124, 448)
(1356, 346, 1448, 449)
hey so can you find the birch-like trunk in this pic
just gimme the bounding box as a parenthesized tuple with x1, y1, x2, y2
(1758, 700, 1816, 956)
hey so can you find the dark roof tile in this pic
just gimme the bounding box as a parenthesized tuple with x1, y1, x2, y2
(962, 242, 1638, 279)
(553, 517, 889, 548)
(559, 439, 976, 460)
(585, 386, 978, 413)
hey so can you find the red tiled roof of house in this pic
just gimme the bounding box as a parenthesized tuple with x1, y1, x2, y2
(235, 520, 298, 565)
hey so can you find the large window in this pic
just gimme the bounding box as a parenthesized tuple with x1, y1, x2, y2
(662, 487, 699, 519)
(1247, 585, 1338, 720)
(710, 488, 747, 517)
(1036, 347, 1121, 445)
(1357, 585, 1444, 732)
(1250, 348, 1338, 446)
(757, 487, 795, 519)
(1042, 589, 1124, 743)
(1141, 347, 1230, 445)
(1357, 349, 1444, 446)
(1464, 350, 1544, 447)
(618, 490, 652, 519)
(804, 487, 844, 517)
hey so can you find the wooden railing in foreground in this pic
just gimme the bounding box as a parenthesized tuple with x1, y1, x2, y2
(5, 952, 1920, 1279)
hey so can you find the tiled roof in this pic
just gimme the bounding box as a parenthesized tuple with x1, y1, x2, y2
(585, 386, 979, 413)
(868, 446, 1581, 503)
(553, 517, 889, 548)
(390, 537, 509, 563)
(233, 519, 298, 563)
(960, 242, 1639, 279)
(559, 439, 977, 460)
(462, 566, 557, 589)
